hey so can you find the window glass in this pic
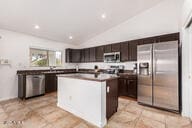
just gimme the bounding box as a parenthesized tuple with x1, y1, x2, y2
(30, 48, 62, 67)
(30, 49, 48, 67)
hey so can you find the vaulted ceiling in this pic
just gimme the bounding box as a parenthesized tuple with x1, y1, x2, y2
(0, 0, 162, 44)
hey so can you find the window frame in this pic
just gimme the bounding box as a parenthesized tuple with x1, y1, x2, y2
(29, 47, 62, 67)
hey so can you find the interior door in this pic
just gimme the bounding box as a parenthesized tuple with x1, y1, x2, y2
(137, 44, 153, 105)
(153, 41, 179, 111)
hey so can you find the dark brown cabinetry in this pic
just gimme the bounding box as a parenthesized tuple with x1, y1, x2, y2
(65, 33, 179, 63)
(157, 33, 179, 42)
(104, 45, 111, 53)
(80, 49, 85, 62)
(120, 42, 129, 62)
(128, 40, 138, 61)
(96, 46, 104, 62)
(128, 39, 143, 61)
(45, 74, 57, 93)
(84, 48, 90, 62)
(118, 76, 137, 98)
(90, 47, 96, 62)
(106, 79, 118, 119)
(65, 49, 72, 63)
(72, 49, 81, 63)
(127, 79, 137, 98)
(111, 43, 120, 52)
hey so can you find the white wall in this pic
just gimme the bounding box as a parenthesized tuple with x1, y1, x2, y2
(78, 0, 182, 70)
(0, 29, 76, 101)
(181, 0, 192, 119)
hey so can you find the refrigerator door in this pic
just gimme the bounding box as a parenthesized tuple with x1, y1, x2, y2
(153, 41, 179, 111)
(137, 44, 153, 105)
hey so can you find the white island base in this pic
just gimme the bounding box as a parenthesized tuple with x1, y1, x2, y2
(57, 76, 107, 128)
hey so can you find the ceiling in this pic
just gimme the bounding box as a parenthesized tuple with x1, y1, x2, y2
(0, 0, 162, 44)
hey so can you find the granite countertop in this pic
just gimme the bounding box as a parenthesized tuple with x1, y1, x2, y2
(57, 73, 119, 82)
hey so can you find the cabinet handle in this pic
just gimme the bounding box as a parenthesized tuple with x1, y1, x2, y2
(107, 86, 110, 93)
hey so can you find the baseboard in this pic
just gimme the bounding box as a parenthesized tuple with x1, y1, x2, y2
(0, 96, 17, 102)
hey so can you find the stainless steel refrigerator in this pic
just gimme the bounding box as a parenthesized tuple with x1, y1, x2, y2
(137, 41, 179, 111)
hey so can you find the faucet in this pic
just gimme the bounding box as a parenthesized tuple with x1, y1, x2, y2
(50, 66, 56, 71)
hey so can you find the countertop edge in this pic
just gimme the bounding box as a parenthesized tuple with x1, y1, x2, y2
(57, 75, 119, 82)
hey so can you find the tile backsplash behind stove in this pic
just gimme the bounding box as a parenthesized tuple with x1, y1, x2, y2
(77, 62, 137, 70)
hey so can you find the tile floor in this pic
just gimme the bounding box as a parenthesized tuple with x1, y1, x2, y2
(0, 93, 191, 128)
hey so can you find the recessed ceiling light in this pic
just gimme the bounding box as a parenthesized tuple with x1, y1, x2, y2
(101, 13, 106, 19)
(34, 25, 40, 29)
(69, 36, 73, 40)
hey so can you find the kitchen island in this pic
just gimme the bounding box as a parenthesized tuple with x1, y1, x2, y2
(57, 73, 119, 128)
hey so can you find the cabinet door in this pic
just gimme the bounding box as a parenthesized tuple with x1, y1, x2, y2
(128, 40, 142, 61)
(111, 43, 120, 52)
(120, 42, 129, 62)
(104, 45, 111, 53)
(84, 48, 90, 62)
(156, 33, 179, 42)
(96, 46, 104, 62)
(106, 79, 118, 119)
(72, 49, 81, 63)
(65, 49, 72, 63)
(90, 47, 96, 62)
(142, 37, 155, 45)
(45, 74, 57, 93)
(127, 79, 137, 98)
(80, 49, 85, 62)
(118, 78, 128, 96)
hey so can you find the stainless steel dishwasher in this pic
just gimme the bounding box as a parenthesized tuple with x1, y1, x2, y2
(26, 75, 45, 98)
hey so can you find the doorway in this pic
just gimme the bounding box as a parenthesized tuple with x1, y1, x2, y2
(182, 21, 192, 119)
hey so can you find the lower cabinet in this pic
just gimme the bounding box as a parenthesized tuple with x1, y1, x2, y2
(118, 77, 137, 98)
(45, 74, 57, 93)
(106, 79, 118, 119)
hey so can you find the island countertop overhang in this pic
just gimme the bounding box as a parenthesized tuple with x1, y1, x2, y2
(57, 73, 119, 82)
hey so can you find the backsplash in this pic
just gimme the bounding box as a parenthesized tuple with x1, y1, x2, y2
(77, 61, 137, 70)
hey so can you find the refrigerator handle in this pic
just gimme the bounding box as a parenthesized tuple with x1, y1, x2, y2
(153, 46, 156, 77)
(149, 46, 153, 78)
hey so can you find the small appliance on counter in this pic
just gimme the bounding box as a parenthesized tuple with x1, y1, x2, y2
(133, 63, 137, 74)
(105, 65, 124, 74)
(94, 65, 99, 73)
(76, 64, 79, 72)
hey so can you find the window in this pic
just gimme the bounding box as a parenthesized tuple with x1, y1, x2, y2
(30, 48, 62, 67)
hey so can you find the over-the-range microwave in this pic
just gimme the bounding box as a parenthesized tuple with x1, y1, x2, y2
(104, 52, 120, 63)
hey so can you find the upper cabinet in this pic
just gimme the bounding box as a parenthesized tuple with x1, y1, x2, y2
(111, 43, 120, 52)
(104, 45, 112, 53)
(65, 33, 179, 63)
(90, 47, 96, 62)
(128, 40, 139, 61)
(72, 49, 81, 63)
(156, 33, 179, 43)
(65, 49, 72, 63)
(80, 49, 85, 63)
(96, 46, 104, 62)
(84, 48, 90, 62)
(65, 49, 81, 63)
(120, 42, 129, 62)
